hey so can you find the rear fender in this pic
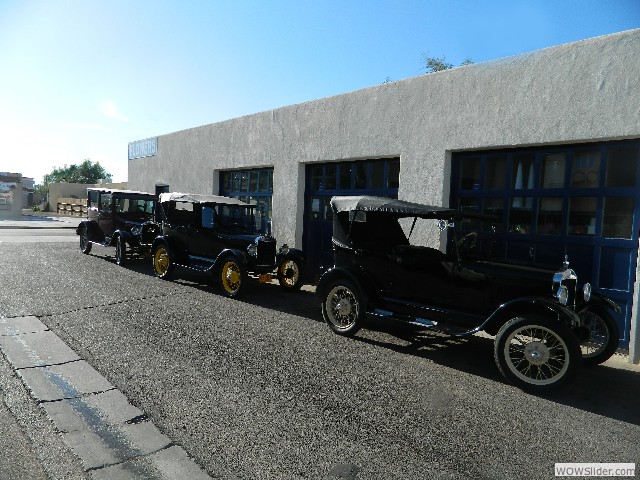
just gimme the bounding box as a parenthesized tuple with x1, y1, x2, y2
(481, 297, 581, 336)
(76, 220, 102, 242)
(316, 266, 378, 308)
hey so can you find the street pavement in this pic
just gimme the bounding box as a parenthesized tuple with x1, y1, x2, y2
(0, 215, 639, 479)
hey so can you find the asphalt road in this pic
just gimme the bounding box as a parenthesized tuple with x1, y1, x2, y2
(1, 234, 639, 479)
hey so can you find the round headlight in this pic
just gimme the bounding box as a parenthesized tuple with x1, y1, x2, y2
(131, 226, 142, 236)
(247, 244, 257, 256)
(556, 286, 569, 305)
(583, 283, 592, 302)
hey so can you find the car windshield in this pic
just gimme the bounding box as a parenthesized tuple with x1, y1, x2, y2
(114, 197, 155, 218)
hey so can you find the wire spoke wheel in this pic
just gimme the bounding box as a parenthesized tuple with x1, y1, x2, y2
(152, 244, 174, 279)
(578, 307, 619, 366)
(115, 237, 126, 266)
(504, 326, 569, 385)
(219, 257, 246, 297)
(495, 317, 580, 393)
(278, 258, 303, 290)
(154, 247, 170, 276)
(322, 279, 365, 335)
(79, 226, 91, 254)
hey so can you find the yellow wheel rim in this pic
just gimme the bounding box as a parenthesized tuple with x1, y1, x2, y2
(221, 261, 241, 293)
(279, 260, 299, 287)
(154, 248, 169, 275)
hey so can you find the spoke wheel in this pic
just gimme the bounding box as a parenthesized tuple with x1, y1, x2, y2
(495, 317, 580, 393)
(579, 307, 619, 366)
(152, 244, 174, 279)
(79, 226, 92, 254)
(218, 256, 246, 298)
(277, 258, 303, 291)
(115, 236, 126, 266)
(322, 279, 365, 336)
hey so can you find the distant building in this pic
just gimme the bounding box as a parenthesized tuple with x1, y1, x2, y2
(0, 172, 31, 217)
(128, 29, 640, 362)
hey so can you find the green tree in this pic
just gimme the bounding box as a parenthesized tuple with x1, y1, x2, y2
(39, 159, 111, 193)
(421, 53, 473, 73)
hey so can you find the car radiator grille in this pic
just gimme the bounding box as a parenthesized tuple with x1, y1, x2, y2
(257, 238, 277, 267)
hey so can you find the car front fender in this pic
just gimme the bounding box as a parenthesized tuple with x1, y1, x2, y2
(578, 292, 621, 315)
(276, 247, 304, 265)
(214, 248, 249, 269)
(481, 297, 581, 336)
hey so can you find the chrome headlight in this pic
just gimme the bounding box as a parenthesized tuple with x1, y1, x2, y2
(279, 244, 289, 255)
(131, 225, 142, 236)
(556, 286, 569, 305)
(583, 283, 592, 302)
(247, 244, 257, 256)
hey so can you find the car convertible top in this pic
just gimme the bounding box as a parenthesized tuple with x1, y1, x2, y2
(159, 192, 253, 206)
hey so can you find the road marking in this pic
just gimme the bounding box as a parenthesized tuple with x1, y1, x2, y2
(0, 316, 211, 479)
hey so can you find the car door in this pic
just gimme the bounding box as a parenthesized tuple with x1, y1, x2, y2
(97, 193, 113, 240)
(188, 205, 225, 259)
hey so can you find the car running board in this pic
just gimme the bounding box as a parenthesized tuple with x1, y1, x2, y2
(370, 309, 483, 337)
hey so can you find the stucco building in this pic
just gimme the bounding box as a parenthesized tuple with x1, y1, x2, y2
(128, 29, 640, 362)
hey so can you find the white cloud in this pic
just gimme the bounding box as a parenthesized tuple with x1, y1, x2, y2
(99, 100, 129, 122)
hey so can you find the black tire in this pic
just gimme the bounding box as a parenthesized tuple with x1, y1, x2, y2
(578, 306, 619, 366)
(321, 279, 365, 336)
(218, 255, 247, 298)
(79, 225, 92, 254)
(277, 257, 304, 291)
(152, 243, 174, 280)
(115, 236, 127, 266)
(494, 316, 581, 394)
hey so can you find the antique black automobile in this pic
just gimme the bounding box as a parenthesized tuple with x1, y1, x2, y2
(77, 188, 160, 265)
(317, 195, 620, 393)
(151, 192, 305, 297)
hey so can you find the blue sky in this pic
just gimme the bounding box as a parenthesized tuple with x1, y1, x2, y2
(0, 0, 638, 184)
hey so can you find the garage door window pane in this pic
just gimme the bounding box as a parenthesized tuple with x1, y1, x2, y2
(606, 147, 638, 188)
(338, 163, 352, 189)
(325, 164, 337, 190)
(538, 197, 563, 234)
(370, 161, 384, 189)
(568, 197, 596, 236)
(541, 153, 566, 188)
(510, 198, 533, 234)
(460, 157, 481, 190)
(512, 155, 535, 190)
(571, 151, 600, 188)
(387, 159, 400, 189)
(485, 155, 507, 190)
(603, 197, 634, 239)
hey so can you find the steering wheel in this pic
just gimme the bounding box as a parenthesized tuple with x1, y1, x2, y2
(456, 232, 478, 250)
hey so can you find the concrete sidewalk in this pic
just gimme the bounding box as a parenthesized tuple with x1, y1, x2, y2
(0, 213, 80, 229)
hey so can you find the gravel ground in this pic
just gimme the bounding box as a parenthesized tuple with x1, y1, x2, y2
(1, 242, 639, 479)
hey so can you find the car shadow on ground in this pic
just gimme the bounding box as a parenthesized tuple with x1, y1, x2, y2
(85, 259, 640, 426)
(355, 317, 640, 426)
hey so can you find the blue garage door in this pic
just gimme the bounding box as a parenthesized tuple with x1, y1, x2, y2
(451, 141, 640, 348)
(303, 158, 400, 282)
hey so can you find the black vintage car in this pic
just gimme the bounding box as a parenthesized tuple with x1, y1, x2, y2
(151, 192, 305, 297)
(317, 195, 620, 393)
(77, 188, 160, 265)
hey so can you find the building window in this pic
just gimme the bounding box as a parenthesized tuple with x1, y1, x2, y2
(220, 167, 273, 233)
